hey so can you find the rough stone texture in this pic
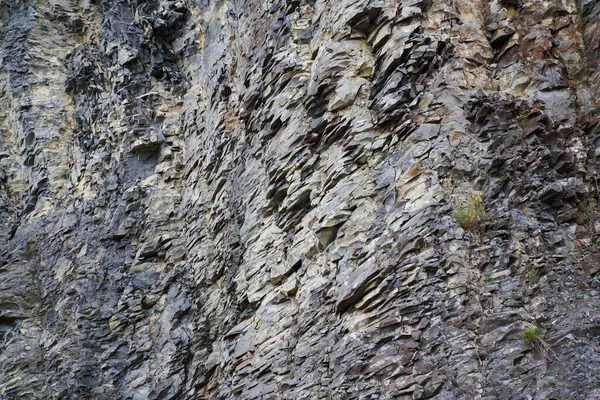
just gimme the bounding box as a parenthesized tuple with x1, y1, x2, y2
(1, 0, 600, 399)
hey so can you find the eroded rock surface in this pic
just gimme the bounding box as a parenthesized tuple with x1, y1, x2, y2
(1, 0, 600, 399)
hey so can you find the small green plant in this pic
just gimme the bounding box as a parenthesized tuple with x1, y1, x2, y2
(453, 193, 487, 231)
(521, 325, 542, 342)
(517, 109, 529, 127)
(527, 265, 537, 282)
(548, 380, 556, 388)
(483, 275, 493, 284)
(25, 239, 38, 256)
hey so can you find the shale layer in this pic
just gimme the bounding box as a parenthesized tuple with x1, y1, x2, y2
(1, 0, 600, 399)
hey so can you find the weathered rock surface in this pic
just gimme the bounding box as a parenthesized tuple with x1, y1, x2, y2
(1, 0, 600, 399)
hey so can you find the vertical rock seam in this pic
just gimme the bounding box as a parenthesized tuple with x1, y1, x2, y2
(1, 0, 600, 399)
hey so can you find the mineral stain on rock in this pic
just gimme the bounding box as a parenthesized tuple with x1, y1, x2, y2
(1, 0, 600, 399)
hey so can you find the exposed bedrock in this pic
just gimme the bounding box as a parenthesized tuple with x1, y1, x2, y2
(1, 0, 600, 399)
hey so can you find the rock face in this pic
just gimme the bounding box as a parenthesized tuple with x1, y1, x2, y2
(1, 0, 600, 399)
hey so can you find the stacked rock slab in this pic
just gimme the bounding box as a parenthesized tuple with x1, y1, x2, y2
(1, 0, 600, 399)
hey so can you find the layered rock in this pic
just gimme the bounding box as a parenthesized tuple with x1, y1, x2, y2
(1, 0, 600, 399)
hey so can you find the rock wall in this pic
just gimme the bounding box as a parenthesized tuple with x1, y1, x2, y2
(1, 0, 600, 399)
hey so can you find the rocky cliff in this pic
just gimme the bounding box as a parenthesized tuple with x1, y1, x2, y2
(1, 0, 600, 399)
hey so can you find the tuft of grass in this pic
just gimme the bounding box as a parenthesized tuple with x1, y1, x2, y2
(25, 239, 38, 256)
(453, 193, 487, 231)
(517, 109, 529, 127)
(548, 380, 556, 388)
(521, 325, 543, 342)
(483, 275, 493, 284)
(527, 265, 537, 282)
